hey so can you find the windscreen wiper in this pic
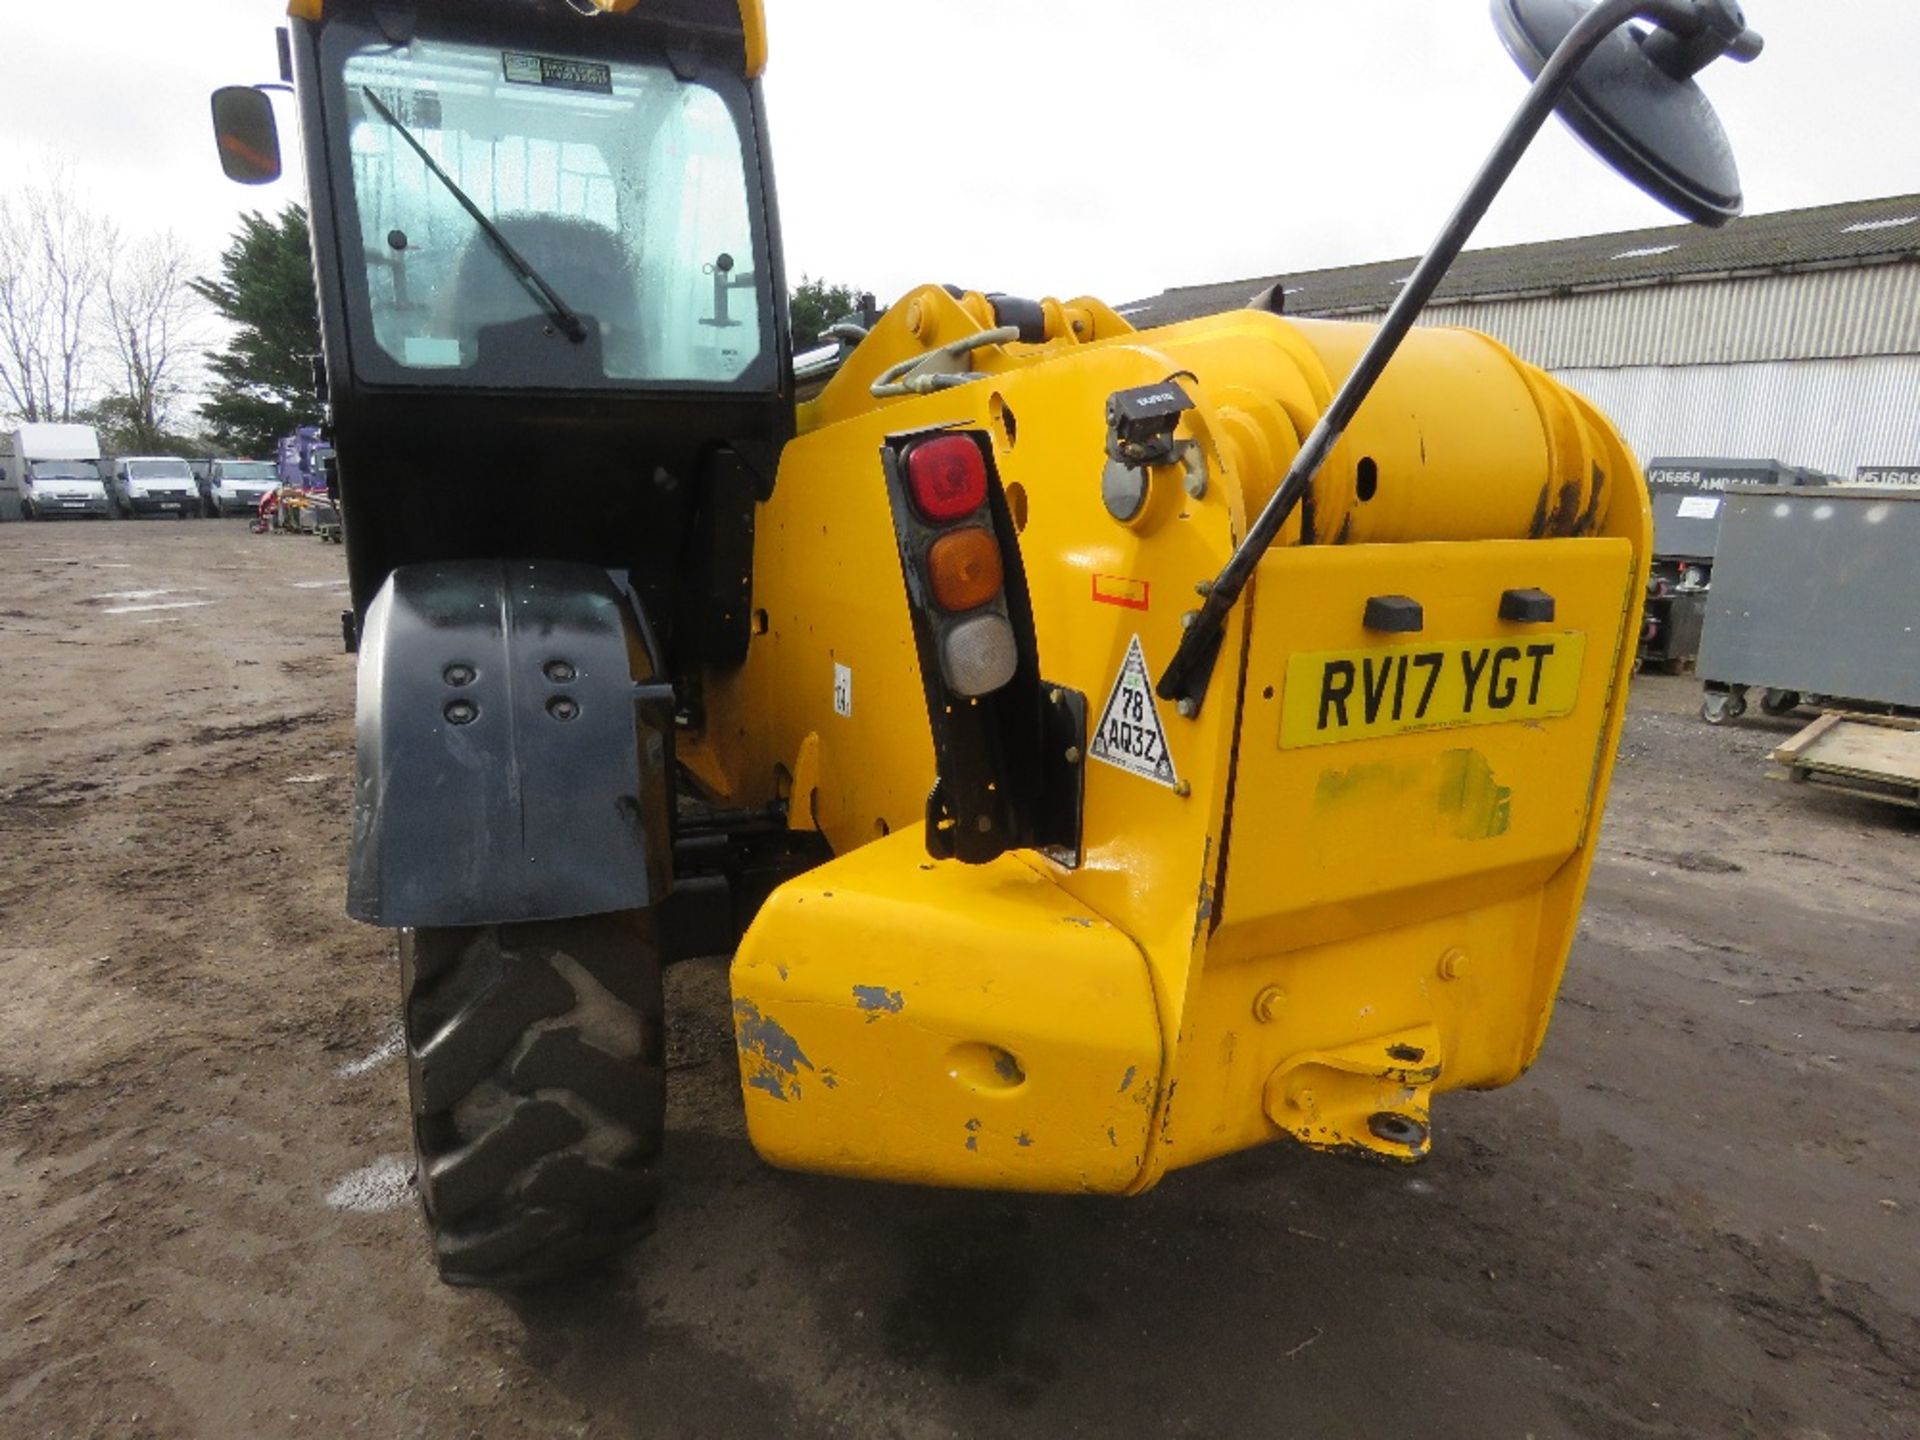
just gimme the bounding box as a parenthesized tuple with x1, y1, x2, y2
(359, 86, 587, 344)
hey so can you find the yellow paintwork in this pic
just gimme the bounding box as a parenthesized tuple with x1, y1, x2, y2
(717, 283, 1649, 1190)
(286, 0, 768, 76)
(732, 828, 1160, 1190)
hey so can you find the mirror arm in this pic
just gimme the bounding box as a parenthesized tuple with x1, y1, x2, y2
(1156, 0, 1744, 710)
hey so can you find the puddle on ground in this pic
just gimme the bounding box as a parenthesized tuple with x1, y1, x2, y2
(334, 1025, 404, 1078)
(325, 1154, 412, 1213)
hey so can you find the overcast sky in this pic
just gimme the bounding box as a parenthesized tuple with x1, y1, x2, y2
(2, 0, 1915, 307)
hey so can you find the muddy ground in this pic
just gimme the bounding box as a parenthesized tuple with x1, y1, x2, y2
(1, 519, 1915, 1440)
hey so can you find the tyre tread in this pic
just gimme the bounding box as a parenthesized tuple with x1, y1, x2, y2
(402, 911, 663, 1287)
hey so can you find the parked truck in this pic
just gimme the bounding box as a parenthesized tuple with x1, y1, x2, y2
(1, 423, 111, 520)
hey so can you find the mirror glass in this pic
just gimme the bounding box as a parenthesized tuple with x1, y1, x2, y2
(1495, 0, 1745, 226)
(211, 86, 283, 185)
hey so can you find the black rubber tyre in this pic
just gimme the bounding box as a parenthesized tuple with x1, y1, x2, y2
(1759, 689, 1801, 717)
(401, 910, 665, 1287)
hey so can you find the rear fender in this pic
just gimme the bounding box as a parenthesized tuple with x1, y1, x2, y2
(347, 559, 671, 928)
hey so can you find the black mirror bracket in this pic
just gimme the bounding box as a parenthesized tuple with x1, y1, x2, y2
(1155, 0, 1762, 712)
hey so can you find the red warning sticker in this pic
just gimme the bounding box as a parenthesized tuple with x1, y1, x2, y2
(1091, 574, 1150, 610)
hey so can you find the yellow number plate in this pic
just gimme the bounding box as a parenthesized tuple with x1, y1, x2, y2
(1278, 631, 1587, 748)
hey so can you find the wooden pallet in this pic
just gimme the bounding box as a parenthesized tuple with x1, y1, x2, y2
(1770, 712, 1920, 810)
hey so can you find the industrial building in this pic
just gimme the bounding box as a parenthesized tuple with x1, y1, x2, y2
(1127, 193, 1920, 480)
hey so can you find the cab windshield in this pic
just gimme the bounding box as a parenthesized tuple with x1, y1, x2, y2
(218, 462, 278, 482)
(128, 460, 194, 480)
(330, 25, 769, 390)
(28, 461, 98, 481)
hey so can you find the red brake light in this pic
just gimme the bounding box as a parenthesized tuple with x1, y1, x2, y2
(906, 435, 987, 522)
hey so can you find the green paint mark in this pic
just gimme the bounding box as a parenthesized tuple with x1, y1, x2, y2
(1312, 748, 1510, 841)
(1435, 749, 1511, 839)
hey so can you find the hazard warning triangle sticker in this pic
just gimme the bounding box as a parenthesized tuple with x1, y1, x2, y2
(1089, 634, 1179, 788)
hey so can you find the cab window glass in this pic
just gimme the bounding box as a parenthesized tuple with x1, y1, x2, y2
(339, 34, 766, 387)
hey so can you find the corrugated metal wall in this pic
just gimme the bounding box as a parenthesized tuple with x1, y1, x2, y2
(1345, 261, 1920, 368)
(1324, 260, 1920, 473)
(1551, 355, 1920, 475)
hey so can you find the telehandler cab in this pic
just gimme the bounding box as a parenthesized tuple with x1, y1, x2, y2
(213, 0, 1762, 1284)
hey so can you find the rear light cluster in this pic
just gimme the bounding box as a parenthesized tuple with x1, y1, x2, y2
(882, 425, 1087, 867)
(902, 434, 1018, 697)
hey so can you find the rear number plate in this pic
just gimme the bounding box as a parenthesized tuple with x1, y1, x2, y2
(1279, 631, 1586, 748)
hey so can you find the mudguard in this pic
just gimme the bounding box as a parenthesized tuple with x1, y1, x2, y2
(347, 560, 672, 928)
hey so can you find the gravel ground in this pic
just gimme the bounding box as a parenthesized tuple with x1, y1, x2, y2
(1, 519, 1916, 1439)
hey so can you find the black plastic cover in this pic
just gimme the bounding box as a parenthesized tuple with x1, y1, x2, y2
(348, 559, 672, 927)
(1498, 587, 1557, 623)
(1364, 594, 1426, 633)
(1105, 380, 1194, 468)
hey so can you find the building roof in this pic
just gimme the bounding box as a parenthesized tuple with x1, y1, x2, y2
(1125, 192, 1920, 328)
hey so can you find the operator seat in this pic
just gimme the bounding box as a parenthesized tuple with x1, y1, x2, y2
(449, 214, 641, 373)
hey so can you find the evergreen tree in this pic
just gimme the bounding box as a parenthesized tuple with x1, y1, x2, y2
(193, 206, 321, 456)
(789, 276, 872, 352)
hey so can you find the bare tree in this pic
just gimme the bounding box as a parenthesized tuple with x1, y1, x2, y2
(0, 166, 110, 423)
(101, 231, 206, 449)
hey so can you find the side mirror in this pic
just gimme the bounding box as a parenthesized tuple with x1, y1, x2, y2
(1495, 0, 1762, 226)
(211, 85, 283, 185)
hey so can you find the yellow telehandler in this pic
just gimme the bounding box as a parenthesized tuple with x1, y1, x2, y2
(212, 0, 1762, 1283)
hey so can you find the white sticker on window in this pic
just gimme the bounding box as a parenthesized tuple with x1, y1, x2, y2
(1089, 635, 1178, 788)
(833, 662, 853, 718)
(1675, 495, 1721, 519)
(403, 336, 462, 368)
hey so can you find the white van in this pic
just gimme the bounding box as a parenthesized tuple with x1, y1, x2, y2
(103, 456, 201, 518)
(2, 423, 110, 520)
(205, 458, 281, 517)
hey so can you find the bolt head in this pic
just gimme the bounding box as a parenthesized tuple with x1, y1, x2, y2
(444, 699, 478, 725)
(1439, 947, 1469, 981)
(547, 696, 580, 722)
(544, 660, 577, 684)
(443, 663, 476, 687)
(1252, 985, 1285, 1023)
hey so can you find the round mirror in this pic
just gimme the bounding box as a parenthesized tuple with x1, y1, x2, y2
(1494, 0, 1750, 226)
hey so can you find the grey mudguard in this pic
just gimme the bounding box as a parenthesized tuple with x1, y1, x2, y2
(348, 559, 671, 928)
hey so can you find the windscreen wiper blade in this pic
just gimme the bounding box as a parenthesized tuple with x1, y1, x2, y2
(359, 86, 588, 344)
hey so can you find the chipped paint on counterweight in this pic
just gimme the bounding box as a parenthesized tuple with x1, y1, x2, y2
(733, 998, 814, 1074)
(851, 985, 905, 1016)
(734, 998, 815, 1102)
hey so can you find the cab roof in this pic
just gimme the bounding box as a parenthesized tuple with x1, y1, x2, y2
(286, 0, 767, 77)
